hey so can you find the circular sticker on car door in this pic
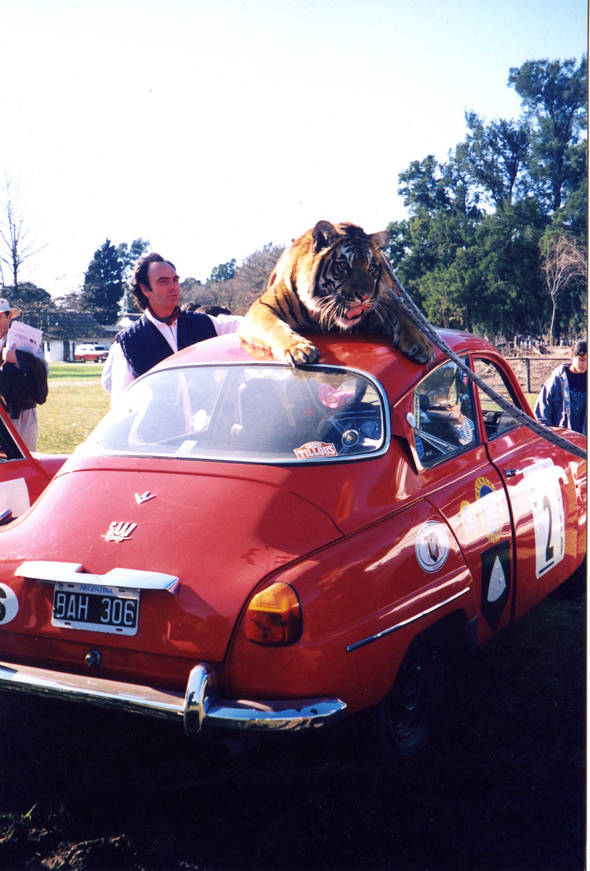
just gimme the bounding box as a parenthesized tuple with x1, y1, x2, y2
(415, 521, 450, 573)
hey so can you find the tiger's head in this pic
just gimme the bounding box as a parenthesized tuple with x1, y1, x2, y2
(280, 221, 390, 330)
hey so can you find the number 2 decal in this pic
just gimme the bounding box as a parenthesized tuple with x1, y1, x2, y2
(543, 495, 554, 564)
(523, 460, 565, 578)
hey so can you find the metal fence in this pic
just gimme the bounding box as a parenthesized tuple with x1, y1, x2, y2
(503, 356, 569, 396)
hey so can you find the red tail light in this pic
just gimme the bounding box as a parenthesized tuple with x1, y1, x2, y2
(245, 582, 302, 645)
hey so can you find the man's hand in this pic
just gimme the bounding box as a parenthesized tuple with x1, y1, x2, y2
(1, 348, 17, 365)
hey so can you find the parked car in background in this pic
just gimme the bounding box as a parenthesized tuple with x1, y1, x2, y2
(74, 344, 110, 363)
(0, 332, 585, 765)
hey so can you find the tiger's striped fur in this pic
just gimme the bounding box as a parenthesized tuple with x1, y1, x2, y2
(238, 221, 434, 366)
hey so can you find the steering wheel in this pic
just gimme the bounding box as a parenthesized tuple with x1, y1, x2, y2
(318, 402, 382, 454)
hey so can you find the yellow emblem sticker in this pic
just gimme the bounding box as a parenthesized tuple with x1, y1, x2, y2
(460, 500, 478, 539)
(475, 476, 502, 543)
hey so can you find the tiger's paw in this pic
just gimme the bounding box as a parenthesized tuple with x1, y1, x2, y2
(278, 337, 321, 367)
(397, 332, 435, 365)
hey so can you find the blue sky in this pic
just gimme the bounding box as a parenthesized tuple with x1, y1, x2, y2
(0, 0, 586, 297)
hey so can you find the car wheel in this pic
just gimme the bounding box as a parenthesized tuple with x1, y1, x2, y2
(373, 622, 445, 764)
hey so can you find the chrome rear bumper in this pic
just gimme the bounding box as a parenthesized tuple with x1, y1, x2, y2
(0, 661, 347, 734)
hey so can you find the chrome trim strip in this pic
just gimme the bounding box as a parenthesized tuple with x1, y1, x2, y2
(346, 588, 470, 652)
(0, 661, 347, 734)
(17, 561, 180, 594)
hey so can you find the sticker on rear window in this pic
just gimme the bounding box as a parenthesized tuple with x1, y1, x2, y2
(293, 441, 338, 460)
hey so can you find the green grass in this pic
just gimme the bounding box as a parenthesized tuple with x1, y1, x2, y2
(48, 361, 105, 381)
(37, 367, 111, 453)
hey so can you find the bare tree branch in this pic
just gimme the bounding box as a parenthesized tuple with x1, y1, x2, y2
(542, 234, 587, 343)
(0, 172, 48, 290)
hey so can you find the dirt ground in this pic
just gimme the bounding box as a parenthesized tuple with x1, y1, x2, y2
(0, 583, 585, 871)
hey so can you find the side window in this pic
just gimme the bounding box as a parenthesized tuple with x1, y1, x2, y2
(412, 359, 478, 467)
(473, 359, 520, 440)
(0, 409, 24, 461)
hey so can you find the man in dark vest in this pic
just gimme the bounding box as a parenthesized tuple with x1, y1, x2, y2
(102, 253, 242, 403)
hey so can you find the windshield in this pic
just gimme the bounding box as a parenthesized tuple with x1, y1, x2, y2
(80, 364, 388, 463)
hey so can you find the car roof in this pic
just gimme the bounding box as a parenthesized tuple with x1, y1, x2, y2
(152, 330, 500, 397)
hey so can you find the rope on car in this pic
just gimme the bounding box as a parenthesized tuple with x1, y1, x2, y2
(381, 256, 587, 462)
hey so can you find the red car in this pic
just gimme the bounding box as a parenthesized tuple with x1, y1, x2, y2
(73, 344, 110, 363)
(0, 332, 585, 764)
(0, 402, 66, 524)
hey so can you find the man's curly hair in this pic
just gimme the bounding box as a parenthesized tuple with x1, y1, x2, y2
(130, 253, 176, 311)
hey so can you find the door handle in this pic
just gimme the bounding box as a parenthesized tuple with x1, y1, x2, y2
(504, 468, 523, 478)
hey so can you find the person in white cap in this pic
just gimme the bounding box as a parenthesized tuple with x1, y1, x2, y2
(0, 298, 48, 451)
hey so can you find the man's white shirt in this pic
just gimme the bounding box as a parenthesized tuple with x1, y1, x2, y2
(101, 310, 242, 404)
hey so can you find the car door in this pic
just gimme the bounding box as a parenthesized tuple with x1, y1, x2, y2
(470, 355, 581, 620)
(403, 358, 516, 643)
(0, 402, 51, 521)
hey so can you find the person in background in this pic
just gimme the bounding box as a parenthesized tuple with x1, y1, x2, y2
(102, 253, 242, 403)
(535, 339, 587, 435)
(0, 298, 48, 451)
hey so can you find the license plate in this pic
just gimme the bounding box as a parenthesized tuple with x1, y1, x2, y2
(52, 582, 140, 635)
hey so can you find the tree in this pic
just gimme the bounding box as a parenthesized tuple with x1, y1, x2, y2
(208, 259, 237, 283)
(456, 112, 530, 209)
(0, 173, 47, 290)
(80, 239, 124, 325)
(116, 237, 150, 315)
(541, 234, 587, 343)
(55, 290, 85, 312)
(116, 237, 151, 282)
(0, 282, 58, 337)
(3, 281, 52, 308)
(509, 57, 587, 212)
(182, 246, 282, 315)
(397, 156, 453, 213)
(386, 57, 587, 341)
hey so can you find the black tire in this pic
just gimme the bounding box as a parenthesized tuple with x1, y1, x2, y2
(373, 622, 445, 765)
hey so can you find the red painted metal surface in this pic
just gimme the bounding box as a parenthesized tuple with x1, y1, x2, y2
(0, 331, 585, 721)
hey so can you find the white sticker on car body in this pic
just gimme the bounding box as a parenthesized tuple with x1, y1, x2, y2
(0, 584, 19, 624)
(415, 520, 450, 573)
(523, 459, 565, 578)
(488, 555, 508, 602)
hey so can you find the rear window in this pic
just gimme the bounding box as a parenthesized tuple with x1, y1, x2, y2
(80, 364, 389, 464)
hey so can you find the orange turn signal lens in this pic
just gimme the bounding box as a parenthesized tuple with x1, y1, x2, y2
(245, 582, 302, 645)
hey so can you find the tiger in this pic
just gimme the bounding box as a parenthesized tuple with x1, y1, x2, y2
(238, 220, 434, 366)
